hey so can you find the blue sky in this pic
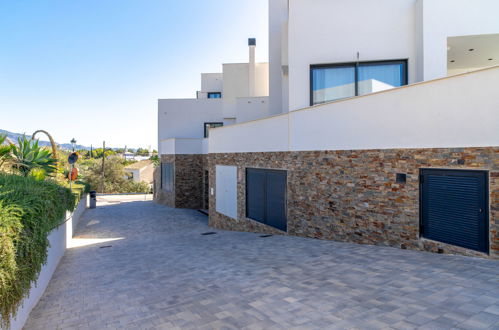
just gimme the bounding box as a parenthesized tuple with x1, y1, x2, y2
(0, 0, 269, 149)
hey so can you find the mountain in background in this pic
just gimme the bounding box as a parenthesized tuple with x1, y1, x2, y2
(1, 129, 94, 150)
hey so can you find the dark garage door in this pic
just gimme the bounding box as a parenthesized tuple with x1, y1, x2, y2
(246, 168, 287, 231)
(420, 169, 488, 253)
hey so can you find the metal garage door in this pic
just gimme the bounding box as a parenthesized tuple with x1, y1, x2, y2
(246, 168, 287, 231)
(420, 169, 488, 253)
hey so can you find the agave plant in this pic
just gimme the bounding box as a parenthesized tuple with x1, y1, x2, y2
(10, 135, 57, 177)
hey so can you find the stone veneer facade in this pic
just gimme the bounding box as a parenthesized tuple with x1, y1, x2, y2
(208, 147, 499, 259)
(154, 154, 209, 209)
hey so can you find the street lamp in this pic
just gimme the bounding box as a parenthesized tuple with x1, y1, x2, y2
(70, 138, 76, 152)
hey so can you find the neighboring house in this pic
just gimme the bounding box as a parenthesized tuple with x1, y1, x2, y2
(124, 160, 154, 186)
(156, 0, 499, 259)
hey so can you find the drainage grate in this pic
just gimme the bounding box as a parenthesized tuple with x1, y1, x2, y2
(259, 234, 273, 238)
(99, 245, 112, 249)
(201, 232, 217, 236)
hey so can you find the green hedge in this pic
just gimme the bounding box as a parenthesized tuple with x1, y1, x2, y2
(0, 173, 77, 328)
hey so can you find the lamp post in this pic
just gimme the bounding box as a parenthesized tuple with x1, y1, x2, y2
(69, 138, 77, 192)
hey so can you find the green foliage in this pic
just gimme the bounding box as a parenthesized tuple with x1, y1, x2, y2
(81, 157, 151, 193)
(10, 135, 56, 177)
(89, 148, 116, 159)
(150, 155, 159, 167)
(135, 147, 150, 156)
(0, 135, 13, 170)
(0, 173, 76, 328)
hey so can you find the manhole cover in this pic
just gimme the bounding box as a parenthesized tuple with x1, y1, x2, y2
(201, 232, 217, 236)
(259, 234, 273, 238)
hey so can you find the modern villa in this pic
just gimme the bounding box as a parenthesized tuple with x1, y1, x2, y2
(155, 0, 499, 259)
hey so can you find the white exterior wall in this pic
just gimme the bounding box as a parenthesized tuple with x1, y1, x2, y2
(8, 198, 86, 330)
(236, 97, 270, 124)
(158, 99, 223, 154)
(209, 67, 499, 153)
(209, 113, 289, 153)
(417, 0, 499, 81)
(222, 63, 270, 119)
(160, 138, 205, 155)
(200, 73, 223, 98)
(222, 63, 249, 118)
(282, 0, 499, 111)
(269, 0, 289, 115)
(287, 0, 417, 111)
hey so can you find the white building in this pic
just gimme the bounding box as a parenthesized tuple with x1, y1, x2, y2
(157, 39, 270, 156)
(124, 160, 154, 186)
(156, 0, 499, 259)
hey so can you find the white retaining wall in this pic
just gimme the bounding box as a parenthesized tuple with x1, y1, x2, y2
(209, 66, 499, 153)
(7, 195, 87, 330)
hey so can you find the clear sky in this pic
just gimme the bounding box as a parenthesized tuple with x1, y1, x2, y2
(0, 0, 269, 149)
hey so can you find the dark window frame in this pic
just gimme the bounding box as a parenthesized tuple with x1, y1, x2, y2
(309, 59, 408, 106)
(207, 92, 222, 99)
(204, 122, 223, 138)
(245, 168, 288, 232)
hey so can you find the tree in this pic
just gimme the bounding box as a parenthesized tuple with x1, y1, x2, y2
(81, 157, 150, 193)
(10, 135, 56, 177)
(135, 148, 150, 156)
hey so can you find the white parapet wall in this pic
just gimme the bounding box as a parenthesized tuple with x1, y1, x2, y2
(209, 113, 289, 153)
(208, 66, 499, 153)
(160, 138, 206, 155)
(7, 196, 87, 330)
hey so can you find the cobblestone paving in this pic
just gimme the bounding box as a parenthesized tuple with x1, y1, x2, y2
(25, 196, 499, 330)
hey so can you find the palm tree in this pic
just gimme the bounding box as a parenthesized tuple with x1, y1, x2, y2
(10, 135, 57, 177)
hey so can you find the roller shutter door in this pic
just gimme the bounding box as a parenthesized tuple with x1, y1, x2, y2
(420, 169, 488, 253)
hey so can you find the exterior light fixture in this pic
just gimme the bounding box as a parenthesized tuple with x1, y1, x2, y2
(468, 48, 474, 51)
(488, 58, 493, 61)
(450, 60, 455, 63)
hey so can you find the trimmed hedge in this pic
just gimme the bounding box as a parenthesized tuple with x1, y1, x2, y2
(0, 173, 76, 328)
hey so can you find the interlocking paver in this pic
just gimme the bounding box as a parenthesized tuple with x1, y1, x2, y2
(23, 195, 499, 330)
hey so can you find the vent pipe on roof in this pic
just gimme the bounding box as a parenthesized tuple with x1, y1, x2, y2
(249, 38, 256, 97)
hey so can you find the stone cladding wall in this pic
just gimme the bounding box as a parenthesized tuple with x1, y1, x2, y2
(208, 147, 499, 259)
(154, 154, 207, 209)
(154, 155, 175, 207)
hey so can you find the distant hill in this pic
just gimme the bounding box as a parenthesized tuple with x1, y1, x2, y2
(0, 129, 89, 150)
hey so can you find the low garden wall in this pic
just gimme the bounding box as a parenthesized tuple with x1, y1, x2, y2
(6, 196, 86, 330)
(0, 173, 87, 330)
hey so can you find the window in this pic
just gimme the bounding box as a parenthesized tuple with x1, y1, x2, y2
(246, 168, 287, 231)
(204, 122, 223, 138)
(207, 92, 222, 99)
(161, 163, 173, 192)
(310, 60, 407, 105)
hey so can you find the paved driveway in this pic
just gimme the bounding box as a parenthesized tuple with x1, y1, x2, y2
(25, 196, 499, 330)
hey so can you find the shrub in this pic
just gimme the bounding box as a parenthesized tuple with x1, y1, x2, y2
(9, 135, 57, 177)
(0, 173, 76, 328)
(82, 157, 151, 193)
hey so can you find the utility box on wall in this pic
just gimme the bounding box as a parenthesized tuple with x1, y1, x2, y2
(215, 165, 238, 219)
